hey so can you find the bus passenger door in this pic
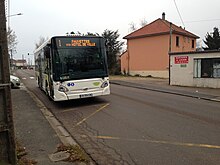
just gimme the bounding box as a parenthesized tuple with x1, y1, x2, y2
(36, 53, 43, 88)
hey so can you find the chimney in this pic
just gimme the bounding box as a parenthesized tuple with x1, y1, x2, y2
(162, 12, 165, 20)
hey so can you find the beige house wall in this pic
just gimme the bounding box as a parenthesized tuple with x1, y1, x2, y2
(128, 35, 169, 71)
(121, 33, 197, 78)
(120, 51, 128, 74)
(129, 70, 169, 78)
(171, 34, 196, 53)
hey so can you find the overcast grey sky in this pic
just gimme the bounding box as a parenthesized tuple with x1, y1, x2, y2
(7, 0, 220, 62)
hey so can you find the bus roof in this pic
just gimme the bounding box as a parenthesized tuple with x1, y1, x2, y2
(34, 38, 51, 54)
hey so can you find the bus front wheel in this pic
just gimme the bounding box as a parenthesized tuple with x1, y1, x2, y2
(45, 81, 53, 101)
(38, 77, 41, 88)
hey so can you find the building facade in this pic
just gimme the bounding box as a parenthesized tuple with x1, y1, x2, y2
(15, 59, 27, 69)
(170, 50, 220, 88)
(121, 13, 199, 78)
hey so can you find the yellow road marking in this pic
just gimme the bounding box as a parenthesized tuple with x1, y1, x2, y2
(58, 108, 78, 113)
(74, 103, 110, 127)
(87, 135, 220, 149)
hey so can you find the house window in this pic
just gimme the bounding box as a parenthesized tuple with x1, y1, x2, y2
(194, 58, 220, 78)
(192, 40, 195, 48)
(176, 36, 179, 47)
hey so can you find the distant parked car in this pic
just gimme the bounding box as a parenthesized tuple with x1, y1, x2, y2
(10, 75, 20, 88)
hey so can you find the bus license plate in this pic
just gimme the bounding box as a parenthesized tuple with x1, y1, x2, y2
(80, 94, 93, 98)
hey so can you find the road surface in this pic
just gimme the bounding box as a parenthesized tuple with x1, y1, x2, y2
(15, 69, 220, 165)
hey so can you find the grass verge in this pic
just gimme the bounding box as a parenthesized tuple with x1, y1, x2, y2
(16, 141, 37, 165)
(57, 144, 90, 163)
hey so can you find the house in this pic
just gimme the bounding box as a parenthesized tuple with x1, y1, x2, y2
(10, 59, 16, 66)
(15, 59, 27, 69)
(170, 50, 220, 88)
(121, 13, 199, 78)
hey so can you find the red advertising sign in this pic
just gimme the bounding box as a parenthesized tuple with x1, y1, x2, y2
(174, 56, 189, 64)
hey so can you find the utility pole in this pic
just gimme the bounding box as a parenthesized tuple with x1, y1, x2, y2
(169, 22, 172, 85)
(0, 0, 17, 164)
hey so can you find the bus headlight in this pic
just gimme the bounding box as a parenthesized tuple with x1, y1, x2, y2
(101, 81, 109, 88)
(58, 85, 69, 92)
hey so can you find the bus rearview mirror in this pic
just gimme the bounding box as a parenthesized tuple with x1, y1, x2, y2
(44, 47, 50, 58)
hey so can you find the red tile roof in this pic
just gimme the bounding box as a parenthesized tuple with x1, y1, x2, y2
(124, 18, 199, 39)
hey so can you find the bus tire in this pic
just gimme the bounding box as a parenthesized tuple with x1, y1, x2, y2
(49, 84, 54, 100)
(37, 77, 41, 88)
(45, 81, 49, 95)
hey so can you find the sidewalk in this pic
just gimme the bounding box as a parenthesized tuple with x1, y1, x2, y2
(11, 86, 89, 165)
(110, 76, 220, 102)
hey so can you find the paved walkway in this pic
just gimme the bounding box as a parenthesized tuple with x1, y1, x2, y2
(12, 86, 88, 165)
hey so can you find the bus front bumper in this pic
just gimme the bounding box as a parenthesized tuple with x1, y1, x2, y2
(53, 88, 110, 101)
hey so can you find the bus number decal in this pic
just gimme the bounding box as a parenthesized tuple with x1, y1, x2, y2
(67, 82, 75, 87)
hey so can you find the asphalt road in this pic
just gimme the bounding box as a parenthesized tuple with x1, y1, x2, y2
(15, 69, 220, 165)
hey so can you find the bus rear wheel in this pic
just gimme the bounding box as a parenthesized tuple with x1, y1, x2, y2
(38, 77, 42, 89)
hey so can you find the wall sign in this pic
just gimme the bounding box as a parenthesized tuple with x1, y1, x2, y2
(175, 56, 189, 64)
(180, 64, 187, 67)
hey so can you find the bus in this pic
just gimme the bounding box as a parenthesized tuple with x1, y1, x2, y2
(34, 36, 110, 101)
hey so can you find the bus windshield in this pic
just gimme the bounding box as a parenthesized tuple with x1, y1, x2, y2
(53, 45, 108, 81)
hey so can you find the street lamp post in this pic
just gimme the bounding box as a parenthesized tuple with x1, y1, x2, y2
(8, 13, 23, 17)
(7, 12, 23, 29)
(6, 7, 23, 70)
(7, 0, 23, 28)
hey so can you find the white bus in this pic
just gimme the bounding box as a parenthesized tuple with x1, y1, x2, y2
(34, 36, 110, 101)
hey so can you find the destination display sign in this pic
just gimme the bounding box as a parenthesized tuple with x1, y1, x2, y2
(66, 39, 96, 47)
(55, 38, 97, 48)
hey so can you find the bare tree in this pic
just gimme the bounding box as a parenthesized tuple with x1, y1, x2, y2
(129, 22, 137, 32)
(140, 17, 147, 27)
(196, 39, 203, 51)
(35, 36, 48, 49)
(129, 18, 148, 33)
(7, 26, 18, 52)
